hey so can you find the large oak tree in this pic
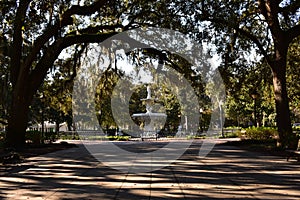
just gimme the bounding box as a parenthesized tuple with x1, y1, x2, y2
(0, 0, 140, 148)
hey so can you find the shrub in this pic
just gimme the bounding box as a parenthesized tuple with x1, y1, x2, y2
(116, 136, 131, 141)
(242, 127, 278, 140)
(220, 127, 242, 138)
(59, 133, 80, 140)
(26, 130, 42, 144)
(106, 136, 130, 141)
(292, 128, 300, 138)
(44, 131, 58, 141)
(224, 132, 239, 138)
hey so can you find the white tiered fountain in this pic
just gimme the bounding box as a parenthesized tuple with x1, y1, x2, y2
(132, 85, 167, 140)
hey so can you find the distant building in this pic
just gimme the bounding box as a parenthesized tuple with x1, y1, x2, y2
(27, 121, 68, 132)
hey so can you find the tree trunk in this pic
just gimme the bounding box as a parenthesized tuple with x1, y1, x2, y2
(6, 86, 32, 150)
(271, 48, 297, 149)
(55, 121, 60, 133)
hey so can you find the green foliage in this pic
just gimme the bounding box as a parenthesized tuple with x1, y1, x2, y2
(44, 131, 58, 142)
(223, 37, 300, 127)
(95, 70, 119, 130)
(106, 136, 131, 141)
(223, 132, 240, 138)
(225, 132, 239, 138)
(218, 127, 243, 138)
(29, 53, 79, 131)
(25, 130, 57, 144)
(186, 135, 205, 140)
(1, 0, 299, 148)
(25, 130, 42, 144)
(222, 60, 276, 127)
(292, 126, 300, 138)
(56, 132, 131, 141)
(58, 134, 80, 140)
(241, 127, 278, 141)
(287, 37, 300, 123)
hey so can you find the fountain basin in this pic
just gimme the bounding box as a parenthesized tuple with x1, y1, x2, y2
(132, 113, 167, 118)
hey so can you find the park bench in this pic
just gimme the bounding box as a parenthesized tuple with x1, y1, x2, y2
(286, 139, 300, 161)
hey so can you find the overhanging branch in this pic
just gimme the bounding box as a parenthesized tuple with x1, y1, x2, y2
(279, 1, 300, 15)
(11, 0, 31, 85)
(24, 24, 61, 71)
(24, 0, 110, 77)
(28, 32, 118, 94)
(202, 17, 272, 64)
(62, 0, 108, 23)
(236, 27, 272, 63)
(286, 24, 300, 43)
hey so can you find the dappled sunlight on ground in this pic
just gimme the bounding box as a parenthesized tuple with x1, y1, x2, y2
(0, 140, 300, 199)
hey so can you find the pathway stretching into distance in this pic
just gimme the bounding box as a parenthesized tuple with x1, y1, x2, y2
(0, 140, 300, 200)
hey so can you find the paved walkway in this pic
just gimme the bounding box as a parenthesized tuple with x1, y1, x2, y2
(0, 140, 300, 199)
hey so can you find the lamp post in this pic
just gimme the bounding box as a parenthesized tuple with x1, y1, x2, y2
(199, 108, 203, 133)
(40, 108, 44, 143)
(251, 90, 259, 127)
(39, 90, 45, 144)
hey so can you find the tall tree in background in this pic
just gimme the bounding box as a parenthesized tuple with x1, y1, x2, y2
(287, 37, 300, 123)
(189, 0, 300, 148)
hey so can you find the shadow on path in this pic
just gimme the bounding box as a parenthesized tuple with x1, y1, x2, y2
(0, 141, 299, 199)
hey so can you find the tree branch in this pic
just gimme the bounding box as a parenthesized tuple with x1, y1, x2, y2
(286, 24, 300, 43)
(258, 0, 284, 42)
(10, 0, 31, 86)
(28, 32, 118, 94)
(201, 16, 272, 64)
(279, 1, 300, 15)
(64, 44, 87, 86)
(61, 0, 108, 24)
(24, 0, 110, 77)
(24, 24, 61, 71)
(78, 24, 124, 34)
(236, 27, 272, 63)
